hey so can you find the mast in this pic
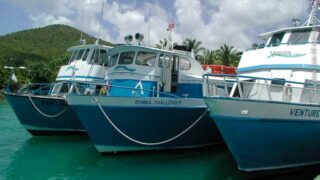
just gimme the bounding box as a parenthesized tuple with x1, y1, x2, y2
(147, 0, 151, 47)
(306, 0, 320, 81)
(96, 0, 105, 45)
(305, 0, 320, 26)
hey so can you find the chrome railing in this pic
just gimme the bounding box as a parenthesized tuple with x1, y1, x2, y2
(203, 74, 320, 104)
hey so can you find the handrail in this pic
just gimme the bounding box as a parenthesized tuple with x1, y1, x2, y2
(203, 74, 320, 105)
(203, 74, 315, 86)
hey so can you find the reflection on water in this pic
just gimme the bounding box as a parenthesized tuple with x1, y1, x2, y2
(1, 99, 320, 179)
(4, 136, 245, 179)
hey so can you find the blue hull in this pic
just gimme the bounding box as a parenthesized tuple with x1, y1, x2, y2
(206, 97, 320, 171)
(5, 93, 85, 135)
(69, 96, 222, 153)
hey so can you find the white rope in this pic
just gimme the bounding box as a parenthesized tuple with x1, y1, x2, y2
(94, 98, 207, 146)
(28, 95, 68, 118)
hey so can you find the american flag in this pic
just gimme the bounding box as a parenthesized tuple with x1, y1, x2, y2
(311, 0, 320, 5)
(167, 21, 175, 32)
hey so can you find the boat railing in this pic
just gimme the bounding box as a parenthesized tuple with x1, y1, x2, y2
(203, 74, 320, 105)
(14, 80, 182, 99)
(67, 81, 183, 99)
(17, 83, 54, 96)
(15, 81, 94, 97)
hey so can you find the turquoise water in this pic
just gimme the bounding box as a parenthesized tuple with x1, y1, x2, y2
(0, 99, 319, 179)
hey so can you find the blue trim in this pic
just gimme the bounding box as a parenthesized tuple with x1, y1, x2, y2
(56, 76, 104, 80)
(237, 64, 320, 73)
(113, 66, 136, 72)
(107, 71, 160, 78)
(210, 113, 320, 123)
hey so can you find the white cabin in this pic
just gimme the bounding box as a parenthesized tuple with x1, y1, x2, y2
(239, 25, 320, 84)
(56, 44, 112, 82)
(106, 45, 206, 98)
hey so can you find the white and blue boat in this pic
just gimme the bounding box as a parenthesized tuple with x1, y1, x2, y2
(204, 0, 320, 171)
(67, 34, 222, 153)
(5, 42, 112, 135)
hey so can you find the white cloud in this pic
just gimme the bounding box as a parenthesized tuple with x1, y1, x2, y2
(174, 0, 309, 50)
(29, 13, 74, 27)
(3, 0, 311, 50)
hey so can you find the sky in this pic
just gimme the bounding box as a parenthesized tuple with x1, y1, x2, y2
(0, 0, 312, 50)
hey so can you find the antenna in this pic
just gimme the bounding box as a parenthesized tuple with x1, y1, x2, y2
(81, 0, 85, 41)
(79, 0, 86, 45)
(147, 0, 151, 47)
(96, 0, 105, 45)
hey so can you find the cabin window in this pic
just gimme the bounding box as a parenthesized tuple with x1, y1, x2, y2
(109, 54, 118, 67)
(60, 83, 69, 93)
(118, 51, 135, 65)
(135, 51, 156, 67)
(99, 49, 108, 66)
(180, 57, 191, 70)
(51, 83, 69, 95)
(91, 50, 98, 64)
(69, 50, 78, 63)
(91, 49, 108, 65)
(269, 32, 285, 47)
(288, 30, 311, 44)
(75, 49, 84, 60)
(82, 49, 90, 61)
(158, 54, 170, 67)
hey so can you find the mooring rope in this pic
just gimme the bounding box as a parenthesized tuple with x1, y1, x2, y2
(93, 98, 207, 146)
(28, 95, 68, 118)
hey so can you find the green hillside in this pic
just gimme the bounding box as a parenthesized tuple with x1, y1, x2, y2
(0, 24, 113, 88)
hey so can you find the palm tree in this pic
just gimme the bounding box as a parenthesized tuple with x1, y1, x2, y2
(183, 38, 205, 55)
(215, 44, 241, 66)
(203, 49, 218, 64)
(156, 38, 169, 49)
(155, 38, 176, 50)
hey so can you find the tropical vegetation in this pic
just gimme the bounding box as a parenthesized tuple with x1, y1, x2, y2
(156, 38, 241, 66)
(0, 24, 113, 91)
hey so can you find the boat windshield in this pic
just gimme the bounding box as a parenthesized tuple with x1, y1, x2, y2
(82, 48, 90, 61)
(50, 83, 69, 96)
(109, 54, 118, 67)
(68, 50, 78, 64)
(135, 51, 156, 67)
(118, 51, 135, 65)
(91, 49, 109, 66)
(269, 32, 285, 47)
(287, 29, 311, 44)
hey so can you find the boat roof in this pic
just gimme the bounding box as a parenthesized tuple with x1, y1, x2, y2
(258, 25, 320, 40)
(67, 44, 113, 52)
(109, 44, 193, 57)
